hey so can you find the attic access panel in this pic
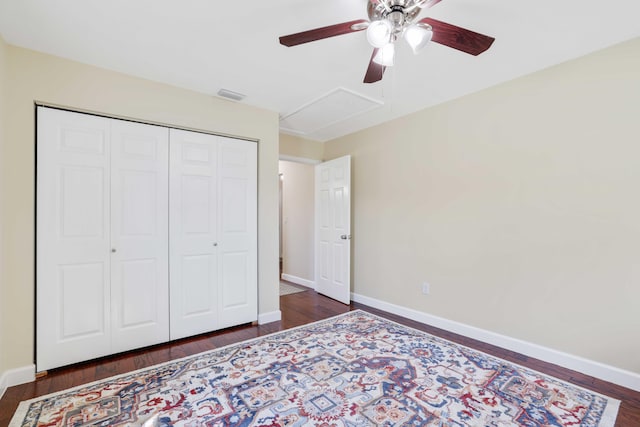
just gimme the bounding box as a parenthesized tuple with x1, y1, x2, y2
(280, 88, 383, 136)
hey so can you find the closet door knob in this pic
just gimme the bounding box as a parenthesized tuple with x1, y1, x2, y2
(213, 242, 218, 247)
(111, 248, 116, 253)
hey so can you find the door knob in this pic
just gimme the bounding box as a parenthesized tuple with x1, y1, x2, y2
(111, 248, 116, 253)
(340, 235, 351, 240)
(213, 242, 218, 247)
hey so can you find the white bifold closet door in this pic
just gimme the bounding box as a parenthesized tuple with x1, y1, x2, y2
(109, 119, 169, 353)
(169, 129, 257, 339)
(36, 107, 169, 370)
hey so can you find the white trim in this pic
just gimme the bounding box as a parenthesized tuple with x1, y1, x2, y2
(37, 103, 259, 143)
(281, 274, 316, 290)
(351, 292, 640, 392)
(0, 365, 36, 398)
(279, 154, 322, 165)
(258, 310, 281, 325)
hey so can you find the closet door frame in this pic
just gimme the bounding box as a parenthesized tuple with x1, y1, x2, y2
(36, 106, 258, 370)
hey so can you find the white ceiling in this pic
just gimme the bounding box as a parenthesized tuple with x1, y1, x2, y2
(1, 0, 639, 142)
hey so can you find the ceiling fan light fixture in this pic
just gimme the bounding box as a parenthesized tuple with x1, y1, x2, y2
(404, 23, 432, 54)
(279, 0, 496, 84)
(366, 19, 393, 48)
(373, 43, 395, 66)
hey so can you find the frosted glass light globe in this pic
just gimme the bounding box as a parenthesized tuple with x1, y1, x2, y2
(373, 43, 395, 66)
(404, 24, 433, 54)
(366, 20, 393, 48)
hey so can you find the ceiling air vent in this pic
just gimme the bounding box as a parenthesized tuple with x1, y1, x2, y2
(217, 89, 245, 102)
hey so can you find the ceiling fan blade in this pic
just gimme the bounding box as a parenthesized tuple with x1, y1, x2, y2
(280, 19, 369, 47)
(420, 17, 495, 56)
(363, 48, 385, 83)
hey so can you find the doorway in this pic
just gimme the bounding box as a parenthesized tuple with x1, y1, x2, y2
(278, 159, 316, 290)
(278, 156, 352, 305)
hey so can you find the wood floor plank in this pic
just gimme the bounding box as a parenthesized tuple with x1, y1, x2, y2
(1, 291, 638, 426)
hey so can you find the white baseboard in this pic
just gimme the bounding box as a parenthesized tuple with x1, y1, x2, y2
(0, 364, 36, 399)
(351, 292, 640, 392)
(258, 310, 282, 325)
(281, 274, 316, 290)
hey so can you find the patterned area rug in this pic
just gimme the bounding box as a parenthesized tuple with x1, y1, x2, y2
(11, 310, 619, 426)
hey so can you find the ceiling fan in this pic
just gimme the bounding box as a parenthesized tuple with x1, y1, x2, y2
(279, 0, 495, 83)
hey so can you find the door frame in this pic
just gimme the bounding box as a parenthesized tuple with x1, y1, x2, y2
(278, 155, 321, 290)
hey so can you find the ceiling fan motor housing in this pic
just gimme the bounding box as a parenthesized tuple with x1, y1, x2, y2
(368, 0, 423, 39)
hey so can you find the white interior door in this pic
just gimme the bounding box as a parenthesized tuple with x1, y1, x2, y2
(37, 107, 112, 370)
(169, 129, 219, 339)
(217, 137, 257, 328)
(110, 120, 169, 352)
(315, 155, 351, 304)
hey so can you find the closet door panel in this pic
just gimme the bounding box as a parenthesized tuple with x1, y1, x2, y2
(181, 255, 214, 309)
(37, 107, 112, 371)
(169, 129, 219, 340)
(218, 138, 257, 328)
(110, 120, 169, 353)
(60, 167, 105, 237)
(59, 263, 106, 337)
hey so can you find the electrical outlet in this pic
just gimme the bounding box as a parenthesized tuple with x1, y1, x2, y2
(421, 282, 430, 295)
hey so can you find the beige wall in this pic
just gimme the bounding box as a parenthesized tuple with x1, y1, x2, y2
(280, 133, 324, 161)
(0, 45, 280, 375)
(324, 37, 640, 374)
(279, 161, 315, 282)
(0, 34, 7, 373)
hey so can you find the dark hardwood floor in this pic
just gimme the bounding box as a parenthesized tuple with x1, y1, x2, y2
(1, 289, 639, 426)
